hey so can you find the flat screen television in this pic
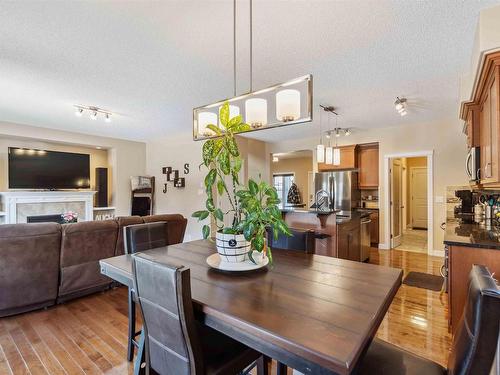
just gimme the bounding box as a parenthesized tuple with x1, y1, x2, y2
(8, 147, 90, 189)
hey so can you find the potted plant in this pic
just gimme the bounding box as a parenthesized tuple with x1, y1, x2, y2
(192, 102, 251, 262)
(236, 179, 292, 264)
(192, 101, 292, 264)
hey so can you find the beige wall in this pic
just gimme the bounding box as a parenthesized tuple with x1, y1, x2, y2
(0, 121, 146, 216)
(267, 118, 468, 254)
(0, 137, 111, 203)
(461, 5, 500, 102)
(271, 156, 313, 205)
(146, 133, 270, 242)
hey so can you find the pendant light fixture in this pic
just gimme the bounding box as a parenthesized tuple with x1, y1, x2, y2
(325, 111, 333, 165)
(316, 107, 325, 163)
(333, 127, 341, 166)
(192, 0, 312, 141)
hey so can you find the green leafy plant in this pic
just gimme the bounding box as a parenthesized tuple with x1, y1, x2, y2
(236, 178, 292, 264)
(192, 101, 251, 238)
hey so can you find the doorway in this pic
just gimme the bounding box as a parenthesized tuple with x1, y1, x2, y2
(385, 152, 433, 254)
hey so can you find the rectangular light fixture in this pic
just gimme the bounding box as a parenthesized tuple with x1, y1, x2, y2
(193, 74, 313, 141)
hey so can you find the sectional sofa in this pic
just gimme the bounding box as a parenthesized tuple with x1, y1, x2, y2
(0, 214, 187, 317)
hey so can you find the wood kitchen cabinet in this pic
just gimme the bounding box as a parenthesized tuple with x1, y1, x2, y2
(369, 210, 379, 246)
(337, 219, 361, 261)
(461, 51, 500, 186)
(358, 143, 379, 188)
(318, 145, 357, 171)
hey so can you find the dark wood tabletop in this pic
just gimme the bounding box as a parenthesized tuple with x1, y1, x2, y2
(100, 239, 402, 375)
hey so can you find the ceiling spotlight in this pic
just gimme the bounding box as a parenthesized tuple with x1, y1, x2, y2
(325, 131, 331, 139)
(75, 108, 84, 117)
(344, 129, 351, 136)
(90, 111, 98, 120)
(105, 113, 111, 123)
(272, 156, 279, 162)
(394, 97, 408, 116)
(335, 128, 341, 137)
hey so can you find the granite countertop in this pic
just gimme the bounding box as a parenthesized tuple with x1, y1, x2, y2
(280, 208, 370, 223)
(444, 219, 500, 250)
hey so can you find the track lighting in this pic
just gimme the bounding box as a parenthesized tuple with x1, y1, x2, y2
(344, 129, 351, 136)
(394, 97, 408, 117)
(74, 105, 113, 123)
(272, 155, 279, 162)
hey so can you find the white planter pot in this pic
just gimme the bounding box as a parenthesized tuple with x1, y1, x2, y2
(215, 231, 251, 263)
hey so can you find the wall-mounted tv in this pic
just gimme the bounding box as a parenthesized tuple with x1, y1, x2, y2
(8, 147, 90, 189)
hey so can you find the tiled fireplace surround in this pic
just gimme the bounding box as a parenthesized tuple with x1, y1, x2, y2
(0, 191, 96, 224)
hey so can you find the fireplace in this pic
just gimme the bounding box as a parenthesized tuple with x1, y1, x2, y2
(27, 214, 64, 224)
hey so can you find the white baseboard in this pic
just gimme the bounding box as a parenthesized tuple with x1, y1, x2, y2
(378, 243, 390, 250)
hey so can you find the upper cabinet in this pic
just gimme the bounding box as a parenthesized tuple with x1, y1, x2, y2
(461, 51, 500, 186)
(318, 145, 357, 171)
(358, 143, 379, 189)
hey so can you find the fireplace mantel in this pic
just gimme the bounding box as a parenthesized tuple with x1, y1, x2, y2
(0, 191, 96, 224)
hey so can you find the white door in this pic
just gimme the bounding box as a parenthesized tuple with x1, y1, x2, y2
(391, 159, 403, 248)
(411, 167, 428, 229)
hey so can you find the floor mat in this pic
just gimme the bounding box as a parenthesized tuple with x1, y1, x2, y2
(403, 271, 443, 291)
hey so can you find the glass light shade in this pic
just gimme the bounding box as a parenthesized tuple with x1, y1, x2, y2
(333, 148, 341, 166)
(197, 112, 218, 137)
(395, 103, 403, 111)
(276, 89, 301, 122)
(325, 146, 333, 165)
(245, 98, 268, 128)
(219, 104, 240, 126)
(316, 144, 325, 163)
(193, 74, 312, 141)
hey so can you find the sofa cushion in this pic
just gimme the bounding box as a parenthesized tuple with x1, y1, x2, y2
(142, 214, 187, 245)
(0, 223, 61, 316)
(115, 216, 144, 256)
(59, 220, 118, 299)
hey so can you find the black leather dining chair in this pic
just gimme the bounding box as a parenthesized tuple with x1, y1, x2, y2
(355, 264, 500, 375)
(267, 227, 316, 254)
(124, 221, 169, 362)
(132, 252, 262, 375)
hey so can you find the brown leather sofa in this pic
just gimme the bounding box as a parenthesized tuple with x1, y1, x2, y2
(0, 223, 61, 316)
(0, 214, 187, 317)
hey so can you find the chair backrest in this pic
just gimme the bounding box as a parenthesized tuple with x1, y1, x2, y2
(267, 227, 315, 253)
(114, 216, 144, 256)
(448, 264, 500, 375)
(142, 214, 187, 245)
(124, 222, 168, 254)
(132, 253, 204, 375)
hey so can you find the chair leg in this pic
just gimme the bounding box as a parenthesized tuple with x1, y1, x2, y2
(256, 356, 270, 375)
(127, 287, 136, 362)
(277, 361, 288, 375)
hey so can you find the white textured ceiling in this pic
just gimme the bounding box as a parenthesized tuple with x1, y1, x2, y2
(0, 0, 499, 143)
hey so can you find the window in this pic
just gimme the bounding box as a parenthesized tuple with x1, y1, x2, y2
(273, 173, 294, 207)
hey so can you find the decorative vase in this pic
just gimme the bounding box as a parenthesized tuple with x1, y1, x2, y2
(215, 231, 251, 263)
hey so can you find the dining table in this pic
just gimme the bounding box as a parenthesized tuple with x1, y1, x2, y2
(99, 239, 402, 375)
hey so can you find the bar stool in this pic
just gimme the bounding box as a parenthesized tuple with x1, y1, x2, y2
(124, 221, 169, 362)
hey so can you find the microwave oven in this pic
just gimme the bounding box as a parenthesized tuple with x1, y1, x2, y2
(466, 147, 480, 182)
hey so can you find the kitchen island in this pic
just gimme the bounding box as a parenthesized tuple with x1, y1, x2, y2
(281, 208, 371, 261)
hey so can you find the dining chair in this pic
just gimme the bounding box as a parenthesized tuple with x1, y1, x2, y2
(267, 227, 316, 253)
(132, 252, 262, 375)
(124, 221, 169, 362)
(355, 264, 500, 374)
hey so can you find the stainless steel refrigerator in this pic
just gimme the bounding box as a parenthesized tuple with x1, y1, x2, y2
(314, 170, 360, 212)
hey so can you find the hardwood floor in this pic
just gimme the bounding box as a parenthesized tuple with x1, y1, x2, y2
(0, 248, 449, 374)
